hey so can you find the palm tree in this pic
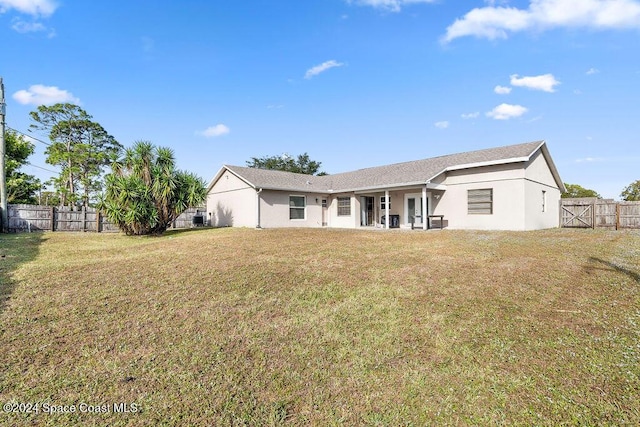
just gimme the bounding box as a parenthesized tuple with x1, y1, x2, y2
(99, 141, 206, 235)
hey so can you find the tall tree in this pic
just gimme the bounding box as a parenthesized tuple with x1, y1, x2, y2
(246, 152, 327, 175)
(4, 130, 41, 204)
(620, 180, 640, 201)
(562, 183, 601, 199)
(99, 141, 207, 235)
(39, 189, 61, 206)
(29, 103, 122, 208)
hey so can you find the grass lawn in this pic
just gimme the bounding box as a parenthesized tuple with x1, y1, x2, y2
(0, 227, 639, 425)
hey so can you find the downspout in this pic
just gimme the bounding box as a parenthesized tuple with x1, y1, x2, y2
(256, 188, 263, 229)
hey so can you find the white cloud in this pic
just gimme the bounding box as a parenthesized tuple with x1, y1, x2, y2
(434, 121, 449, 129)
(442, 0, 640, 43)
(346, 0, 435, 13)
(486, 103, 528, 120)
(510, 73, 560, 92)
(198, 124, 230, 138)
(461, 112, 480, 119)
(10, 17, 54, 36)
(443, 6, 530, 42)
(2, 1, 58, 36)
(304, 60, 344, 79)
(586, 67, 600, 75)
(494, 85, 512, 94)
(0, 0, 58, 17)
(13, 84, 79, 106)
(11, 19, 43, 32)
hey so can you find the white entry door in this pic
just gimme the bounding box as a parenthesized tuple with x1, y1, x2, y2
(405, 193, 430, 227)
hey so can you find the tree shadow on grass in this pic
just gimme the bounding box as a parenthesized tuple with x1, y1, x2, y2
(160, 227, 215, 237)
(110, 226, 223, 238)
(0, 232, 45, 315)
(588, 257, 640, 284)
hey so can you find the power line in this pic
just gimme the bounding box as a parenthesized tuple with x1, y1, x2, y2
(6, 125, 52, 146)
(5, 124, 58, 174)
(25, 162, 58, 174)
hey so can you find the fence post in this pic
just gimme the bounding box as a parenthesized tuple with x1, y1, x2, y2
(96, 210, 101, 233)
(558, 199, 562, 228)
(592, 199, 596, 229)
(616, 203, 620, 231)
(50, 206, 55, 231)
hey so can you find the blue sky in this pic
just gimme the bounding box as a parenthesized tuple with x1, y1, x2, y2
(2, 0, 639, 199)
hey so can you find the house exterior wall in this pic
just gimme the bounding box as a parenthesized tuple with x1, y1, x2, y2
(523, 150, 562, 230)
(437, 163, 527, 230)
(258, 190, 326, 228)
(328, 193, 358, 228)
(523, 181, 561, 230)
(207, 170, 256, 227)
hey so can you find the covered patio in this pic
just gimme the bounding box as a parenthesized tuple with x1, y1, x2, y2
(353, 183, 446, 230)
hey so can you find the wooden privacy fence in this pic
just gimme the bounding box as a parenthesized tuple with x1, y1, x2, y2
(561, 198, 640, 230)
(1, 204, 207, 233)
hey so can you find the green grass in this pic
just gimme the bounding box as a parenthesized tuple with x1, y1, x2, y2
(1, 228, 639, 426)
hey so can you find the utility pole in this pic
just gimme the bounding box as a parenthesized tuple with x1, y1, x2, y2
(0, 77, 7, 233)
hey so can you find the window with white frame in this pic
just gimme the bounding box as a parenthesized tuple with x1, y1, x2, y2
(380, 196, 391, 210)
(289, 195, 306, 220)
(337, 197, 351, 216)
(468, 189, 493, 214)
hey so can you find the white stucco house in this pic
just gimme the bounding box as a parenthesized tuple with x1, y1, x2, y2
(206, 140, 565, 231)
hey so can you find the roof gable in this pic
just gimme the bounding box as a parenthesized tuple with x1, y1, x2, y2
(209, 140, 563, 193)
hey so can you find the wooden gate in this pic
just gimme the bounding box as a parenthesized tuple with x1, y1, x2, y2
(561, 201, 594, 228)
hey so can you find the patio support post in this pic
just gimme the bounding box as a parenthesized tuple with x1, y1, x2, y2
(422, 185, 428, 230)
(385, 190, 389, 229)
(255, 188, 262, 228)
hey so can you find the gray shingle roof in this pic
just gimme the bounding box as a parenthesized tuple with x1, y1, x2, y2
(224, 165, 330, 192)
(218, 140, 552, 193)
